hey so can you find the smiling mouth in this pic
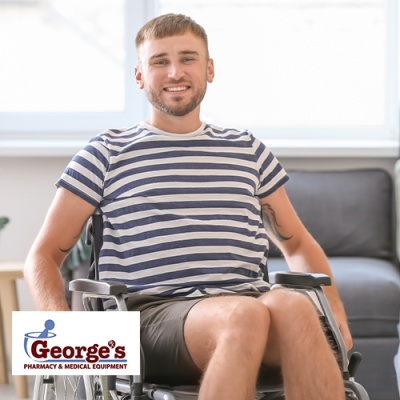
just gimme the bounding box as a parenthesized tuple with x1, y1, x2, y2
(163, 86, 190, 93)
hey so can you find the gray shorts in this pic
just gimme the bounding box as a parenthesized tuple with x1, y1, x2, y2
(127, 292, 268, 386)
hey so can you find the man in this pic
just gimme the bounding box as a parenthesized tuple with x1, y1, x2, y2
(25, 13, 352, 400)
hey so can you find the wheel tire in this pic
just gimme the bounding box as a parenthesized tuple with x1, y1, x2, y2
(33, 375, 108, 400)
(99, 375, 114, 400)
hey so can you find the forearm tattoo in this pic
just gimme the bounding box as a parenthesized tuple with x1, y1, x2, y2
(59, 218, 89, 253)
(262, 203, 293, 242)
(59, 245, 74, 254)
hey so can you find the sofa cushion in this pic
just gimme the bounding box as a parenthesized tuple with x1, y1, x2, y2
(267, 169, 393, 259)
(267, 257, 400, 337)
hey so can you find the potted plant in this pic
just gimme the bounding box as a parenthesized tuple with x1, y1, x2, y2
(0, 217, 9, 231)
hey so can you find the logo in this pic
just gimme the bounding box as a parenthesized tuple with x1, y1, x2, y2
(24, 319, 126, 364)
(13, 312, 140, 375)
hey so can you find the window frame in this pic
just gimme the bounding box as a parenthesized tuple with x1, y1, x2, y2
(0, 0, 156, 140)
(157, 0, 399, 143)
(0, 0, 398, 152)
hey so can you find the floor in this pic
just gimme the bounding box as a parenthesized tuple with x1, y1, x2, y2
(0, 372, 89, 400)
(0, 371, 35, 400)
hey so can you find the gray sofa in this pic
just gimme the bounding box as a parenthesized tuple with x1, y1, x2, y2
(267, 169, 400, 400)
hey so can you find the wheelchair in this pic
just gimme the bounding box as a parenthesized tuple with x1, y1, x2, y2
(33, 208, 370, 400)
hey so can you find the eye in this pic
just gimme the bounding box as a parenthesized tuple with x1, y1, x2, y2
(183, 58, 195, 63)
(154, 60, 167, 65)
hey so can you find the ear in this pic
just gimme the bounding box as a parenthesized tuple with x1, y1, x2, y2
(135, 65, 144, 90)
(207, 58, 215, 83)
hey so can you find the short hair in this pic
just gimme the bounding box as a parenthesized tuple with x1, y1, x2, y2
(135, 13, 209, 60)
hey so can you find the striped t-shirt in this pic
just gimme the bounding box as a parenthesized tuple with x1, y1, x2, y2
(57, 121, 289, 298)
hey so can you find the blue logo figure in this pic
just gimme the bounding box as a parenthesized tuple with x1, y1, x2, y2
(38, 320, 55, 338)
(24, 320, 56, 360)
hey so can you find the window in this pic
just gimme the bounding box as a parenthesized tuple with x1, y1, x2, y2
(158, 0, 398, 141)
(1, 0, 398, 146)
(0, 0, 153, 139)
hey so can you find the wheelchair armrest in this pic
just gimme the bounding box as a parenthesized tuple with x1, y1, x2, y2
(269, 271, 331, 288)
(69, 278, 128, 295)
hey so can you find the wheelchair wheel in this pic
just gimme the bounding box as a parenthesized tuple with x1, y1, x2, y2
(33, 375, 112, 400)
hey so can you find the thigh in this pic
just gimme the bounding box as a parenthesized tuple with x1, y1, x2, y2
(184, 293, 271, 371)
(128, 294, 204, 385)
(258, 288, 326, 364)
(184, 289, 323, 372)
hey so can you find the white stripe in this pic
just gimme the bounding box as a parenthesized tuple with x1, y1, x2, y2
(68, 160, 104, 189)
(100, 243, 265, 267)
(103, 216, 264, 235)
(102, 230, 266, 254)
(105, 155, 258, 179)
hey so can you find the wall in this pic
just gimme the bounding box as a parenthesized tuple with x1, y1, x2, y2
(0, 155, 397, 311)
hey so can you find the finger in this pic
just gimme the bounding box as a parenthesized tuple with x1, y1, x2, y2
(346, 337, 353, 350)
(340, 326, 353, 351)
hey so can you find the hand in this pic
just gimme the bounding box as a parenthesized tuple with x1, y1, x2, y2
(338, 318, 353, 351)
(332, 306, 353, 351)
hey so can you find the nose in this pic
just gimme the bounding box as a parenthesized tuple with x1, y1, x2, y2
(167, 62, 185, 81)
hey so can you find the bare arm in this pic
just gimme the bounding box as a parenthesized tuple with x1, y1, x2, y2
(24, 187, 96, 311)
(260, 186, 353, 350)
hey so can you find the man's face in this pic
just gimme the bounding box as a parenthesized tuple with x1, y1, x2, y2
(135, 31, 214, 117)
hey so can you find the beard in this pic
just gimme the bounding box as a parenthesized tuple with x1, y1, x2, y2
(143, 79, 207, 117)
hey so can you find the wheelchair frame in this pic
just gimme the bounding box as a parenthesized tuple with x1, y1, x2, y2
(34, 208, 370, 400)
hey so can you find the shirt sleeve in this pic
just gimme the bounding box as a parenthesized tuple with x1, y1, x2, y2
(252, 135, 289, 199)
(56, 136, 110, 207)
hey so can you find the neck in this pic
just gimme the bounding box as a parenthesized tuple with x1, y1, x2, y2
(146, 105, 202, 134)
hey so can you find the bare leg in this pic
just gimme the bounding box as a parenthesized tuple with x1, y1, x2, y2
(259, 289, 345, 400)
(184, 289, 345, 400)
(185, 295, 270, 400)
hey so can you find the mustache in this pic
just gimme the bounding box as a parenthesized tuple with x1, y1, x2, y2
(163, 79, 191, 85)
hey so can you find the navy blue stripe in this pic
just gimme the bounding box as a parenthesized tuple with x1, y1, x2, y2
(260, 163, 283, 188)
(73, 155, 105, 181)
(104, 267, 260, 287)
(107, 276, 261, 293)
(258, 175, 290, 199)
(254, 139, 265, 161)
(56, 180, 98, 207)
(89, 136, 104, 144)
(109, 150, 255, 171)
(107, 138, 256, 155)
(100, 126, 151, 141)
(105, 162, 258, 186)
(113, 186, 254, 198)
(99, 252, 262, 272)
(108, 125, 138, 134)
(106, 175, 257, 198)
(63, 167, 103, 197)
(104, 284, 269, 304)
(104, 224, 267, 244)
(260, 151, 275, 174)
(101, 238, 266, 259)
(160, 282, 270, 297)
(206, 125, 241, 134)
(103, 213, 261, 231)
(81, 144, 109, 170)
(203, 130, 253, 143)
(104, 200, 260, 218)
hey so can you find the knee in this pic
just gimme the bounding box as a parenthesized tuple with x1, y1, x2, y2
(265, 289, 320, 328)
(219, 297, 270, 342)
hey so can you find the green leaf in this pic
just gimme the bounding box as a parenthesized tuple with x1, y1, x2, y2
(0, 217, 10, 230)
